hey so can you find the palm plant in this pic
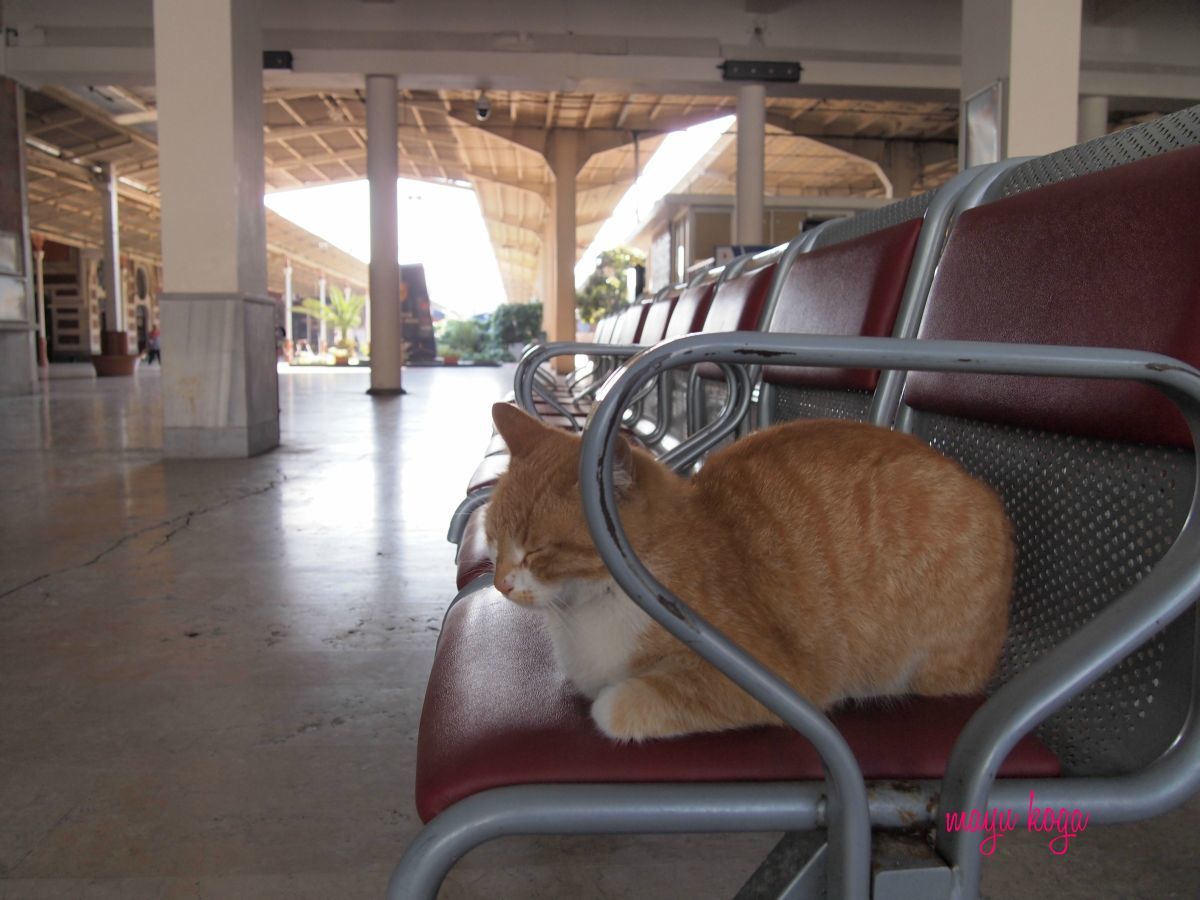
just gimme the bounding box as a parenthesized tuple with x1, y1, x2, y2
(299, 286, 365, 350)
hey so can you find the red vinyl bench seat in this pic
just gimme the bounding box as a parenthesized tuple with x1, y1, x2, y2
(416, 589, 1061, 822)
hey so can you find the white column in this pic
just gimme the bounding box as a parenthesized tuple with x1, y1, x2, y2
(0, 76, 37, 395)
(545, 129, 578, 360)
(154, 0, 278, 457)
(1078, 95, 1109, 143)
(735, 83, 766, 246)
(32, 237, 46, 342)
(962, 0, 1082, 159)
(97, 162, 124, 335)
(318, 272, 327, 351)
(366, 73, 403, 395)
(282, 257, 293, 342)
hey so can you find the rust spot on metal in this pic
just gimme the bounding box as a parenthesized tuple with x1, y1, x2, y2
(656, 593, 689, 621)
(732, 348, 789, 358)
(866, 780, 939, 828)
(1147, 362, 1193, 374)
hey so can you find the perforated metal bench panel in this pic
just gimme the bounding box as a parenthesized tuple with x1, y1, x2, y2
(997, 105, 1200, 199)
(909, 411, 1196, 776)
(809, 192, 933, 249)
(771, 385, 872, 424)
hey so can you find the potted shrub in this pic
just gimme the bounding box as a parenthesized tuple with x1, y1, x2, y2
(438, 318, 483, 365)
(489, 302, 544, 360)
(300, 286, 365, 366)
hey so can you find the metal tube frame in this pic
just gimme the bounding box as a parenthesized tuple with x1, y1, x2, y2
(865, 163, 1016, 426)
(575, 332, 1200, 899)
(515, 340, 753, 474)
(408, 333, 1200, 897)
(658, 363, 754, 472)
(515, 341, 644, 427)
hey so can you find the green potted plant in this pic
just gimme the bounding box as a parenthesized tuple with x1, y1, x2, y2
(438, 318, 484, 365)
(489, 302, 544, 360)
(299, 286, 365, 366)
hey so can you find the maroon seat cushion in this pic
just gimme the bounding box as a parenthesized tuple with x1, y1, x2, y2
(416, 588, 1060, 822)
(639, 294, 681, 346)
(701, 263, 776, 334)
(613, 303, 652, 345)
(763, 219, 922, 391)
(662, 282, 718, 340)
(484, 431, 508, 456)
(466, 455, 510, 493)
(455, 506, 493, 589)
(695, 263, 776, 379)
(905, 144, 1200, 448)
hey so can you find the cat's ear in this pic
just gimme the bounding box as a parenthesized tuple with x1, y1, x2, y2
(492, 402, 552, 457)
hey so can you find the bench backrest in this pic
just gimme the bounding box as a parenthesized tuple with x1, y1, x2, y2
(662, 278, 719, 340)
(637, 291, 681, 346)
(671, 261, 777, 439)
(592, 313, 618, 344)
(612, 302, 651, 346)
(902, 108, 1200, 776)
(761, 217, 925, 424)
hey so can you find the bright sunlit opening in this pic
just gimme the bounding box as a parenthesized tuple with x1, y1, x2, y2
(575, 115, 735, 288)
(265, 178, 506, 318)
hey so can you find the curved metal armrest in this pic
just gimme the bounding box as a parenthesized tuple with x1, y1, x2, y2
(514, 341, 644, 422)
(580, 330, 1200, 899)
(655, 363, 753, 472)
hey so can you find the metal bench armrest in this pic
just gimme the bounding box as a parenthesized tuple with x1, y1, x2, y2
(513, 342, 643, 426)
(580, 331, 1200, 900)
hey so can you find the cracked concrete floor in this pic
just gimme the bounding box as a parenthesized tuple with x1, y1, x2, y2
(1, 365, 1197, 899)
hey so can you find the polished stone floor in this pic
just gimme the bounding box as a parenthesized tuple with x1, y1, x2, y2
(0, 365, 1197, 899)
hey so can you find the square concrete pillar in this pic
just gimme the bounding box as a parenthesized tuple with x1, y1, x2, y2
(544, 130, 579, 373)
(159, 292, 279, 456)
(0, 77, 37, 397)
(153, 0, 278, 456)
(962, 0, 1082, 160)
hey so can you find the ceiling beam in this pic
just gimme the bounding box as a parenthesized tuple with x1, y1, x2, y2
(39, 86, 159, 157)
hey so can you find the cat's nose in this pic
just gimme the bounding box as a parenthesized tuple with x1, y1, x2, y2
(496, 571, 514, 594)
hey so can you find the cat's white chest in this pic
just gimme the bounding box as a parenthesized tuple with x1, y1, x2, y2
(541, 579, 651, 699)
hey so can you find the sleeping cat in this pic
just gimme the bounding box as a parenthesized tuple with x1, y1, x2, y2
(485, 402, 1014, 743)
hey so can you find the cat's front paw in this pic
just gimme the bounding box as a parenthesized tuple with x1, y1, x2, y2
(591, 679, 675, 742)
(591, 683, 635, 741)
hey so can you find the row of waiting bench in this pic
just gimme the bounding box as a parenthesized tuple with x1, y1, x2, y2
(393, 104, 1200, 898)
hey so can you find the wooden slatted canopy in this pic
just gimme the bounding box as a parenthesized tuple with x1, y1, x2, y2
(24, 82, 965, 306)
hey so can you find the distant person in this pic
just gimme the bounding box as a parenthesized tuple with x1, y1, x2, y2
(146, 325, 161, 365)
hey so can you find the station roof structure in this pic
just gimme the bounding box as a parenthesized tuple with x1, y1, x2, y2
(14, 0, 1198, 305)
(24, 82, 967, 304)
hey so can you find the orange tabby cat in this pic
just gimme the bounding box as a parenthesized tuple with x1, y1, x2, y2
(485, 402, 1013, 742)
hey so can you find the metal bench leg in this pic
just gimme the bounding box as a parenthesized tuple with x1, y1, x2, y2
(735, 832, 828, 900)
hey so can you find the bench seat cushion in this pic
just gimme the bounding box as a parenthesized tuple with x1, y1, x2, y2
(455, 506, 493, 589)
(416, 588, 1061, 822)
(466, 455, 511, 493)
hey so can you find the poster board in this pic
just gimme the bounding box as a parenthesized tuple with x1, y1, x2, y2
(963, 81, 1004, 168)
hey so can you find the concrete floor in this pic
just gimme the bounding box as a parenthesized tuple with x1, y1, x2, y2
(0, 365, 1197, 899)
